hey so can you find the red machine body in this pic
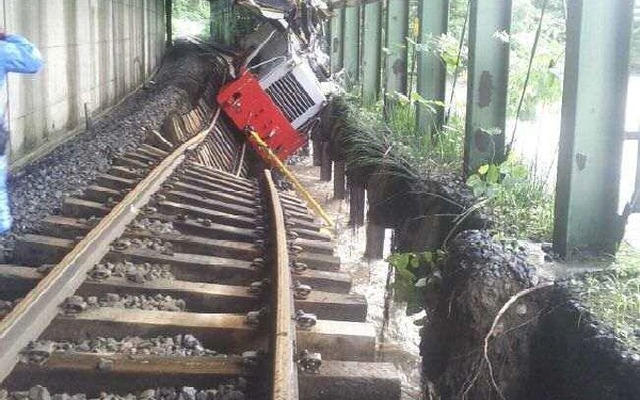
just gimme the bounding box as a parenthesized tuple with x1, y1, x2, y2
(217, 70, 307, 162)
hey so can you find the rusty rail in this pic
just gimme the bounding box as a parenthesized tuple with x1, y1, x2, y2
(264, 169, 299, 400)
(0, 109, 221, 382)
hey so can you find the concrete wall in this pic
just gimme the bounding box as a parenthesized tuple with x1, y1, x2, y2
(1, 0, 166, 166)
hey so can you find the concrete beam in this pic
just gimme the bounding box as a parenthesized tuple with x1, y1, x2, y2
(463, 0, 512, 175)
(342, 5, 361, 89)
(553, 0, 634, 257)
(361, 1, 382, 105)
(416, 0, 449, 136)
(384, 0, 409, 97)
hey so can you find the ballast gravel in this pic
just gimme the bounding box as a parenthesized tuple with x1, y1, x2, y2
(61, 294, 186, 315)
(1, 44, 213, 260)
(88, 262, 175, 283)
(24, 334, 220, 358)
(0, 385, 246, 400)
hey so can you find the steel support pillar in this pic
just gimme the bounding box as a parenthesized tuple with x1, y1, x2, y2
(416, 0, 449, 136)
(553, 0, 634, 258)
(384, 0, 409, 97)
(330, 8, 345, 75)
(210, 0, 233, 45)
(342, 5, 361, 89)
(463, 0, 512, 176)
(361, 1, 382, 105)
(166, 0, 173, 47)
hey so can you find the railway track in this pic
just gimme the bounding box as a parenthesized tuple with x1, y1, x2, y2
(0, 52, 401, 399)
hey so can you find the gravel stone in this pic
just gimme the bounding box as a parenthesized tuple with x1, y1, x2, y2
(28, 386, 50, 400)
(89, 262, 174, 283)
(25, 334, 221, 358)
(6, 387, 248, 400)
(0, 45, 213, 260)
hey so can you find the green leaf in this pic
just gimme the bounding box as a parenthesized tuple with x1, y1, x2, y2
(410, 255, 421, 269)
(388, 253, 410, 268)
(486, 164, 500, 183)
(478, 164, 490, 175)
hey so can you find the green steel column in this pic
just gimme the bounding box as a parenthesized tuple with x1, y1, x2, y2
(553, 0, 634, 258)
(165, 0, 173, 47)
(342, 5, 361, 89)
(384, 0, 409, 97)
(463, 0, 512, 176)
(330, 8, 344, 75)
(361, 1, 382, 105)
(416, 0, 449, 136)
(210, 0, 233, 45)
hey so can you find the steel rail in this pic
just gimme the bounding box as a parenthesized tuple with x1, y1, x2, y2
(0, 109, 221, 382)
(264, 169, 299, 400)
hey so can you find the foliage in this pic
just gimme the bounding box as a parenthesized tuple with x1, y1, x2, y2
(380, 93, 464, 173)
(387, 250, 446, 315)
(174, 0, 210, 21)
(173, 0, 210, 38)
(572, 246, 640, 352)
(507, 0, 565, 120)
(466, 154, 554, 241)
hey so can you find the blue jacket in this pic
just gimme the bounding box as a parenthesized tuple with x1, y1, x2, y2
(0, 34, 42, 153)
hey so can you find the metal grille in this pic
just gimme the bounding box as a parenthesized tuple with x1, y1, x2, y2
(266, 72, 316, 123)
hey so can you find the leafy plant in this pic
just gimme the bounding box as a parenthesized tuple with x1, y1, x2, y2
(466, 154, 554, 241)
(387, 250, 446, 315)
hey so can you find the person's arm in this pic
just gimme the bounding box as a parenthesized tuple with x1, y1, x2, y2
(0, 34, 43, 74)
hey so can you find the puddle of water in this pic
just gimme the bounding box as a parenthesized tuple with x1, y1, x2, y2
(288, 158, 424, 400)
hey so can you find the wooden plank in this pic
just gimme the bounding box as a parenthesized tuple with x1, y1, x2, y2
(96, 174, 137, 190)
(164, 190, 257, 217)
(7, 356, 401, 400)
(0, 266, 41, 299)
(44, 309, 375, 360)
(78, 278, 259, 314)
(145, 212, 257, 242)
(171, 181, 258, 208)
(140, 144, 169, 157)
(0, 127, 214, 381)
(157, 201, 258, 229)
(41, 216, 92, 239)
(298, 361, 401, 400)
(13, 235, 74, 265)
(6, 353, 244, 394)
(298, 252, 341, 272)
(187, 162, 258, 188)
(125, 152, 158, 165)
(108, 166, 144, 180)
(112, 155, 152, 169)
(80, 276, 362, 320)
(297, 320, 376, 362)
(83, 185, 123, 203)
(296, 238, 334, 255)
(177, 175, 257, 201)
(294, 269, 352, 294)
(45, 310, 262, 354)
(181, 170, 257, 194)
(121, 230, 260, 261)
(104, 248, 261, 285)
(61, 198, 110, 219)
